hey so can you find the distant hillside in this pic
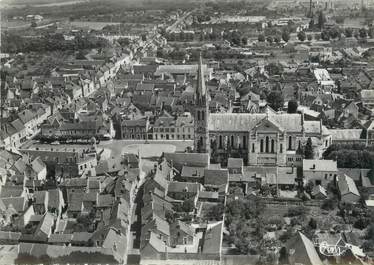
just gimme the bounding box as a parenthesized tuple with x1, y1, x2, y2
(1, 0, 90, 5)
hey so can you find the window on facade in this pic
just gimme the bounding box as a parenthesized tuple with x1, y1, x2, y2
(231, 135, 234, 148)
(243, 136, 247, 149)
(252, 143, 255, 153)
(197, 111, 201, 121)
(202, 111, 205, 121)
(260, 139, 264, 152)
(265, 137, 269, 153)
(219, 135, 223, 149)
(280, 144, 283, 153)
(271, 139, 275, 153)
(298, 141, 301, 150)
(288, 136, 292, 150)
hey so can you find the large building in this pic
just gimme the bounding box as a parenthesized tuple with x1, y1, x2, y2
(193, 58, 331, 166)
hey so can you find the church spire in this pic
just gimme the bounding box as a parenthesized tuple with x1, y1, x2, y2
(196, 54, 206, 103)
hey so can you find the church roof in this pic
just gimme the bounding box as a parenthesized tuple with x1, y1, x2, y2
(208, 113, 303, 132)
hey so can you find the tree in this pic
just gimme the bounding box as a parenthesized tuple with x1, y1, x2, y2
(318, 11, 326, 29)
(309, 218, 317, 229)
(345, 28, 353, 38)
(329, 27, 341, 39)
(359, 28, 368, 39)
(287, 100, 298, 113)
(321, 198, 337, 210)
(265, 62, 284, 76)
(315, 33, 321, 40)
(307, 34, 313, 41)
(321, 30, 330, 41)
(174, 198, 195, 212)
(287, 206, 309, 217)
(369, 27, 374, 38)
(241, 37, 248, 46)
(274, 36, 281, 43)
(304, 137, 314, 159)
(267, 91, 285, 111)
(305, 181, 315, 194)
(297, 31, 306, 41)
(258, 34, 265, 42)
(282, 30, 290, 42)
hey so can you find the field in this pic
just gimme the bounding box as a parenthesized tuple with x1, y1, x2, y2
(69, 21, 121, 30)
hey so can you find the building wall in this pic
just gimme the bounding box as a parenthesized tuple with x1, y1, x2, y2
(341, 193, 360, 204)
(304, 170, 338, 187)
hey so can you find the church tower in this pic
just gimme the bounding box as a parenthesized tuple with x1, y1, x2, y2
(194, 55, 210, 154)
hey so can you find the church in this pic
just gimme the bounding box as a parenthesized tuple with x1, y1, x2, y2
(193, 57, 332, 166)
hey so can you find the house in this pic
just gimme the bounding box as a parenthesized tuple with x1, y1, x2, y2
(365, 194, 374, 209)
(59, 119, 114, 140)
(1, 196, 28, 215)
(303, 159, 338, 187)
(152, 116, 176, 140)
(227, 158, 243, 174)
(311, 185, 327, 199)
(21, 146, 98, 179)
(360, 90, 374, 109)
(121, 118, 149, 140)
(203, 169, 229, 193)
(174, 113, 194, 140)
(180, 166, 205, 183)
(167, 182, 203, 201)
(33, 212, 55, 242)
(337, 174, 360, 204)
(33, 191, 48, 214)
(162, 153, 210, 172)
(285, 232, 323, 265)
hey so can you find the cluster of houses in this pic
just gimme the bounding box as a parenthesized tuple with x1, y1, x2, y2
(0, 145, 141, 263)
(140, 152, 225, 263)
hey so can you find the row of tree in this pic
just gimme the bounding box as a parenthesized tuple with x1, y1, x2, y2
(2, 32, 108, 54)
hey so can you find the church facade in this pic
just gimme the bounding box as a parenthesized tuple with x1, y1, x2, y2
(193, 58, 331, 166)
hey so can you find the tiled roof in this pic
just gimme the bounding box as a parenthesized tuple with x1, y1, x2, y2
(204, 169, 229, 186)
(1, 196, 27, 213)
(304, 121, 321, 134)
(227, 158, 243, 169)
(0, 185, 24, 198)
(338, 174, 360, 197)
(181, 166, 205, 179)
(303, 159, 338, 172)
(122, 118, 147, 127)
(330, 129, 363, 141)
(208, 113, 303, 132)
(167, 181, 202, 194)
(163, 153, 210, 170)
(48, 233, 73, 244)
(202, 222, 223, 254)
